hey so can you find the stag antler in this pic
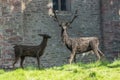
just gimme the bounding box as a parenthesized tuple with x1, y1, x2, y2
(52, 10, 61, 26)
(67, 10, 78, 26)
(52, 9, 78, 27)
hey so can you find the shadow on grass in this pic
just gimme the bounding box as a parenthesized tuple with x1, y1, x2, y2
(24, 66, 45, 71)
(0, 70, 5, 75)
(107, 64, 120, 68)
(0, 65, 46, 73)
(1, 60, 120, 73)
(107, 60, 120, 68)
(75, 60, 110, 69)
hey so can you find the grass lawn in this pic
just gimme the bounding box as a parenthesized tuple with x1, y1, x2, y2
(0, 60, 120, 80)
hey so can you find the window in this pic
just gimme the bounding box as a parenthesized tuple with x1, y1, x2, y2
(53, 0, 71, 11)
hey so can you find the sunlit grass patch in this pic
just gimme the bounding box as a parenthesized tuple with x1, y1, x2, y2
(0, 60, 120, 80)
(0, 70, 5, 74)
(107, 59, 120, 68)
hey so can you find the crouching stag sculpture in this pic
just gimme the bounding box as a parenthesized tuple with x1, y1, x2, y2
(13, 34, 51, 68)
(52, 10, 104, 64)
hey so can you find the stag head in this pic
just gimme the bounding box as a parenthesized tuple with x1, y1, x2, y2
(52, 10, 78, 30)
(38, 34, 51, 38)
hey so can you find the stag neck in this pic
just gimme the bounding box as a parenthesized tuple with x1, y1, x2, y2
(61, 29, 70, 43)
(39, 37, 48, 47)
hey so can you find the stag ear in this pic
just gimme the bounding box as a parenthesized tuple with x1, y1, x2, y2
(65, 22, 72, 28)
(59, 24, 62, 27)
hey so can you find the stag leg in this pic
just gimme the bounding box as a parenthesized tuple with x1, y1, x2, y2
(73, 54, 76, 63)
(90, 42, 101, 61)
(97, 49, 104, 57)
(69, 48, 76, 64)
(13, 56, 19, 68)
(20, 56, 25, 69)
(37, 56, 40, 69)
(93, 49, 101, 61)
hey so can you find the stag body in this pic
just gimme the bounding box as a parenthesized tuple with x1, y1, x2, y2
(61, 25, 104, 64)
(52, 10, 104, 64)
(13, 34, 51, 68)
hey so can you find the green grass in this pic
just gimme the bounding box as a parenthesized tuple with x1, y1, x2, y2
(0, 60, 120, 80)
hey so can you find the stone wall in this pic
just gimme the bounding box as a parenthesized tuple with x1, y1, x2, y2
(0, 0, 119, 68)
(101, 0, 120, 59)
(0, 0, 23, 68)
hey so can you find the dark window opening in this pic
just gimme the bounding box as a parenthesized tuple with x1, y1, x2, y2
(53, 0, 70, 11)
(61, 0, 66, 11)
(53, 0, 58, 10)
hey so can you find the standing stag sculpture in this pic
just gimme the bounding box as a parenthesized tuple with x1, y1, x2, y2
(52, 10, 104, 64)
(13, 34, 51, 68)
